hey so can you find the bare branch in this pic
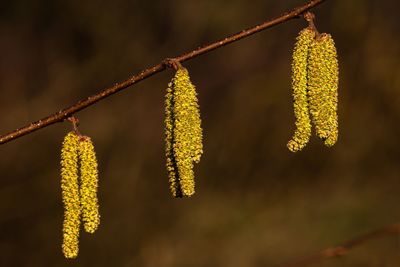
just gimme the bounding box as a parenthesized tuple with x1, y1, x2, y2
(0, 0, 326, 145)
(276, 223, 400, 267)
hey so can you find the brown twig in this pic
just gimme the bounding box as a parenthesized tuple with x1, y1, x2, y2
(0, 0, 326, 145)
(276, 223, 400, 267)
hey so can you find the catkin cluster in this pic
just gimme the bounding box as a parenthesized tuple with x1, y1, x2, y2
(61, 132, 100, 259)
(165, 67, 203, 198)
(287, 27, 339, 152)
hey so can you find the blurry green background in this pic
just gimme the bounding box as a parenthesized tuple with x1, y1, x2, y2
(1, 0, 400, 266)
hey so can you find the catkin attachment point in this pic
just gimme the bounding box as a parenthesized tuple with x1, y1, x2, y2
(165, 66, 203, 197)
(163, 58, 182, 71)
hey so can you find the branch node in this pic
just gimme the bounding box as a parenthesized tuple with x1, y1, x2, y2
(163, 58, 182, 71)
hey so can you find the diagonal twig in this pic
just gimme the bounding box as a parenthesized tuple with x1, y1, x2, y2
(0, 0, 326, 145)
(276, 223, 400, 267)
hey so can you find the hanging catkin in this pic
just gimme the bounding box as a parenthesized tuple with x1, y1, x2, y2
(287, 28, 315, 152)
(78, 136, 100, 234)
(307, 33, 339, 147)
(165, 66, 203, 197)
(60, 131, 81, 259)
(60, 129, 101, 259)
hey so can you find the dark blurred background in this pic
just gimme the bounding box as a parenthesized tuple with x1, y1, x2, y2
(1, 0, 400, 266)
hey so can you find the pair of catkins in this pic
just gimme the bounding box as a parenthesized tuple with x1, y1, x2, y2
(287, 27, 339, 152)
(60, 131, 100, 258)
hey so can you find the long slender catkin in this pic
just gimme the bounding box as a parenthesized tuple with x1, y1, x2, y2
(307, 33, 339, 147)
(78, 136, 100, 234)
(287, 28, 315, 152)
(165, 67, 203, 197)
(60, 131, 81, 259)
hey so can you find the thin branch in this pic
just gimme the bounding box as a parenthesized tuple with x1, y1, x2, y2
(0, 0, 326, 145)
(276, 223, 400, 267)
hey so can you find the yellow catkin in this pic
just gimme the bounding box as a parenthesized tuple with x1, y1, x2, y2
(165, 67, 203, 197)
(165, 81, 178, 196)
(308, 33, 339, 147)
(78, 136, 100, 234)
(60, 131, 81, 259)
(287, 28, 315, 152)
